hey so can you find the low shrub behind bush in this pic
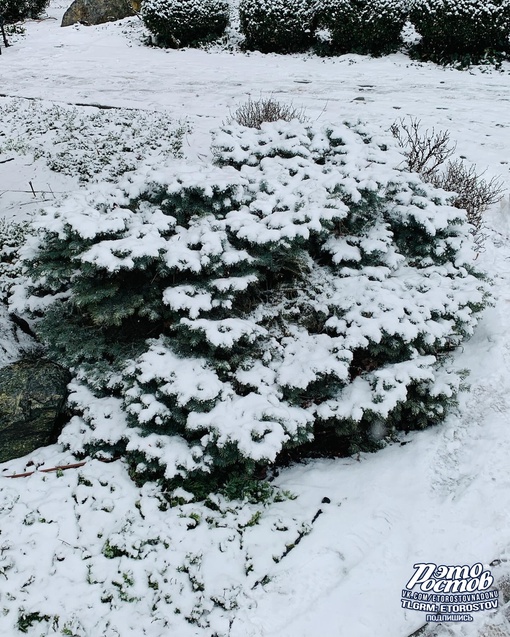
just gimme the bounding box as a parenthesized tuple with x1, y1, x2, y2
(226, 97, 308, 129)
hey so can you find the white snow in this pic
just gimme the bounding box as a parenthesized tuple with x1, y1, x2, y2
(1, 3, 510, 637)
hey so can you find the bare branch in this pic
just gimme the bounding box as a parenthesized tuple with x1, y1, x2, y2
(391, 117, 456, 179)
(430, 160, 504, 230)
(391, 117, 504, 235)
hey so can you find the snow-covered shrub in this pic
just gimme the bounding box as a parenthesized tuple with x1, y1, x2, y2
(0, 98, 189, 183)
(0, 0, 49, 23)
(313, 0, 408, 56)
(14, 120, 488, 492)
(239, 0, 315, 53)
(409, 0, 510, 65)
(226, 97, 308, 129)
(142, 0, 230, 47)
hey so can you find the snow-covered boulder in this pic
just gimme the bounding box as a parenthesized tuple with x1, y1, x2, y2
(61, 0, 137, 27)
(0, 359, 70, 463)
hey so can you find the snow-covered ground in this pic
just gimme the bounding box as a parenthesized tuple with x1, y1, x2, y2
(1, 4, 510, 636)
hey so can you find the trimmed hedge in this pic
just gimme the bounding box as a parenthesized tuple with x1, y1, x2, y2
(409, 0, 510, 64)
(239, 0, 315, 53)
(0, 0, 49, 23)
(142, 0, 230, 48)
(313, 0, 408, 56)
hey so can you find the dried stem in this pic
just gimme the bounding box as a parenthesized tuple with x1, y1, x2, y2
(226, 97, 308, 129)
(391, 117, 504, 234)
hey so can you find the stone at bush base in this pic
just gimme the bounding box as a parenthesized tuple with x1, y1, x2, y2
(61, 0, 137, 27)
(0, 360, 70, 463)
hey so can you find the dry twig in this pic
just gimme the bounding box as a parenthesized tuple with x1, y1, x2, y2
(391, 117, 504, 233)
(390, 117, 455, 180)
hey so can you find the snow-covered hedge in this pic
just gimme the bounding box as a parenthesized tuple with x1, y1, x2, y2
(313, 0, 408, 56)
(14, 120, 488, 492)
(239, 0, 315, 53)
(142, 0, 230, 47)
(0, 0, 49, 23)
(409, 0, 510, 64)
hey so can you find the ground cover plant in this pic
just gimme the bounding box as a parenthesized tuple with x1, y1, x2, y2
(142, 0, 230, 47)
(11, 119, 489, 495)
(409, 0, 510, 66)
(313, 0, 408, 56)
(0, 459, 316, 635)
(0, 98, 188, 183)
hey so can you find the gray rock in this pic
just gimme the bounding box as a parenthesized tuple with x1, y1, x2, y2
(0, 302, 38, 370)
(0, 360, 70, 463)
(61, 0, 138, 27)
(0, 303, 23, 368)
